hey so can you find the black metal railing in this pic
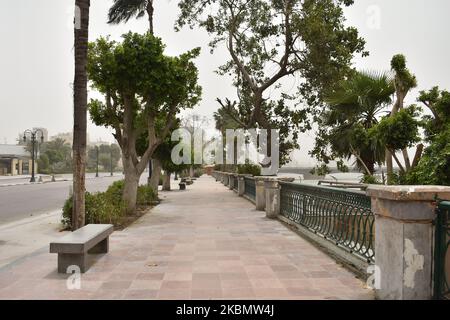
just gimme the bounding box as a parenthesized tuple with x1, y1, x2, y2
(279, 182, 375, 262)
(434, 201, 450, 300)
(233, 176, 238, 191)
(244, 177, 256, 201)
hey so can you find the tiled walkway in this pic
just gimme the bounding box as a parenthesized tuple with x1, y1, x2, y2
(0, 176, 373, 299)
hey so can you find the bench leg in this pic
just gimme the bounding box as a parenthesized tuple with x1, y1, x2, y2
(88, 237, 109, 254)
(58, 253, 87, 274)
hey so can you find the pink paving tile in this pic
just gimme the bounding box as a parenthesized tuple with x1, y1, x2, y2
(191, 288, 223, 299)
(157, 288, 191, 300)
(100, 281, 132, 290)
(161, 280, 191, 290)
(129, 280, 162, 290)
(163, 273, 193, 281)
(123, 289, 159, 299)
(222, 287, 256, 299)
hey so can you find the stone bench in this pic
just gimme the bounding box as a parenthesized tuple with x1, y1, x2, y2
(50, 224, 113, 273)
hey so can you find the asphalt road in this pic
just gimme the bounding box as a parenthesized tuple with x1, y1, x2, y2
(0, 173, 148, 225)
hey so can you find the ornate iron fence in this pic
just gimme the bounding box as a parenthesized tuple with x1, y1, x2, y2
(244, 177, 256, 201)
(434, 201, 450, 300)
(279, 182, 375, 262)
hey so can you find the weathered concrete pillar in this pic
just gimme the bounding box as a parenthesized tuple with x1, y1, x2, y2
(11, 159, 19, 175)
(367, 185, 450, 300)
(265, 179, 280, 218)
(223, 173, 229, 186)
(228, 174, 234, 190)
(18, 159, 23, 175)
(237, 175, 246, 196)
(255, 177, 268, 211)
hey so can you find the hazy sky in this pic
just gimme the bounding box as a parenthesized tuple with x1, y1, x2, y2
(0, 0, 449, 166)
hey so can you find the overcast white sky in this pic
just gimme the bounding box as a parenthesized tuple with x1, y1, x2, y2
(0, 0, 449, 166)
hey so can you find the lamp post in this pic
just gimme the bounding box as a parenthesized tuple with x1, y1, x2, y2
(23, 129, 44, 183)
(95, 146, 99, 178)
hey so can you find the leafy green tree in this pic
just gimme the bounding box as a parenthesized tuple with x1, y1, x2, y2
(385, 54, 418, 183)
(38, 138, 73, 174)
(176, 0, 367, 159)
(406, 87, 450, 185)
(369, 105, 422, 174)
(312, 71, 395, 175)
(88, 32, 202, 213)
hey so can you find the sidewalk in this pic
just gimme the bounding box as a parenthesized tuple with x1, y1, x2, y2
(0, 176, 373, 300)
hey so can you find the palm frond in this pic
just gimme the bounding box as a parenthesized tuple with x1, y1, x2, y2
(108, 0, 148, 24)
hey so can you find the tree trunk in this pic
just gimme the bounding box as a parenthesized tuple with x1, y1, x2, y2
(385, 150, 394, 185)
(189, 166, 194, 178)
(123, 168, 139, 215)
(146, 0, 154, 34)
(149, 158, 162, 193)
(162, 171, 171, 191)
(147, 158, 152, 186)
(72, 0, 90, 231)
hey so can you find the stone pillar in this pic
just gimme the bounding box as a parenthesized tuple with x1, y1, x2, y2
(224, 173, 229, 186)
(18, 159, 23, 175)
(367, 185, 450, 300)
(255, 177, 268, 211)
(11, 159, 18, 175)
(228, 174, 234, 190)
(265, 179, 280, 218)
(28, 159, 33, 175)
(238, 175, 246, 196)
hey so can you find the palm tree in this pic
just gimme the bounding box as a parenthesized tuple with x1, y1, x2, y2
(323, 70, 395, 175)
(108, 0, 154, 33)
(73, 0, 90, 230)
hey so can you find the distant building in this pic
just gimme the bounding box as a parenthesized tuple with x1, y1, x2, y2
(0, 144, 35, 176)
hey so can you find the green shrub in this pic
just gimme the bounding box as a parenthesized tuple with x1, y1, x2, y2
(61, 180, 157, 229)
(137, 184, 157, 205)
(360, 174, 381, 184)
(62, 192, 125, 229)
(193, 169, 203, 178)
(237, 163, 261, 176)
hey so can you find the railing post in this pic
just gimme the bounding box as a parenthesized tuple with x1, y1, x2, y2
(223, 173, 229, 186)
(367, 185, 450, 300)
(264, 179, 280, 218)
(255, 177, 268, 211)
(228, 174, 234, 190)
(238, 174, 246, 196)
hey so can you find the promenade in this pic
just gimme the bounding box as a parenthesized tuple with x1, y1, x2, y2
(0, 176, 373, 299)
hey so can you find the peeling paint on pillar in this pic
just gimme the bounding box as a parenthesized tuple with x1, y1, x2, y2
(403, 238, 424, 289)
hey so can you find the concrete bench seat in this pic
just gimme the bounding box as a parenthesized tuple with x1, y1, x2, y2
(50, 224, 113, 273)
